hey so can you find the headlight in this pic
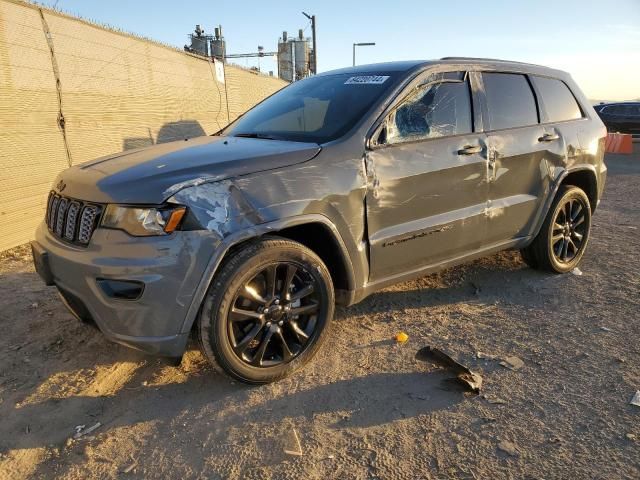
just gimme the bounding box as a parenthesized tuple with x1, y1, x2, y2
(101, 205, 186, 236)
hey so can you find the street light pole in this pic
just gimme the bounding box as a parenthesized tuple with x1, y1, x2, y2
(352, 42, 375, 67)
(302, 12, 317, 74)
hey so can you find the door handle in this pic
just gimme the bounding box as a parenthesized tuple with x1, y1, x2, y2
(457, 145, 482, 155)
(538, 133, 560, 142)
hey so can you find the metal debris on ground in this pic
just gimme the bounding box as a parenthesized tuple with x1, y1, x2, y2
(395, 332, 409, 344)
(500, 356, 524, 371)
(73, 421, 102, 439)
(571, 267, 583, 276)
(283, 427, 303, 456)
(630, 391, 640, 408)
(415, 346, 483, 394)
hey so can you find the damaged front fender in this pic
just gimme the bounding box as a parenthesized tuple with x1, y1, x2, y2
(169, 180, 263, 237)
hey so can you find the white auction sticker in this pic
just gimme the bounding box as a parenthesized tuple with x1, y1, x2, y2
(344, 75, 389, 85)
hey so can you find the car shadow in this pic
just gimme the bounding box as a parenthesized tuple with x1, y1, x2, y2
(340, 250, 551, 319)
(4, 353, 465, 452)
(0, 250, 534, 456)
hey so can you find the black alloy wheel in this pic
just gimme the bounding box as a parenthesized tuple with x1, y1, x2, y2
(228, 261, 321, 367)
(550, 196, 588, 264)
(520, 185, 592, 273)
(198, 237, 334, 384)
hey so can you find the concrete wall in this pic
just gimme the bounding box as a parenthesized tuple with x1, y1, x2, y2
(0, 0, 287, 251)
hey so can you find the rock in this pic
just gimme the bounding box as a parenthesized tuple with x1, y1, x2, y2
(630, 391, 640, 407)
(497, 440, 519, 457)
(500, 356, 524, 371)
(571, 267, 583, 276)
(476, 352, 498, 360)
(626, 433, 636, 441)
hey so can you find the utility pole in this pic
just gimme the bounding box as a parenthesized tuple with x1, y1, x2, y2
(302, 12, 317, 74)
(353, 42, 375, 67)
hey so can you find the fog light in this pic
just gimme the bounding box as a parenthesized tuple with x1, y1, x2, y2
(97, 279, 145, 300)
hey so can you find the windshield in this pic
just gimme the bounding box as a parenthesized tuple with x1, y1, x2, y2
(223, 73, 399, 143)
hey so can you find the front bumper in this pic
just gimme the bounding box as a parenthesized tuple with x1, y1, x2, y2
(33, 222, 220, 357)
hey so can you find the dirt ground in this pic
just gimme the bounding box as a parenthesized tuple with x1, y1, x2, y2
(1, 149, 639, 480)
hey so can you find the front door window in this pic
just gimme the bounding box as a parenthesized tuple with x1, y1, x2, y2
(387, 76, 473, 144)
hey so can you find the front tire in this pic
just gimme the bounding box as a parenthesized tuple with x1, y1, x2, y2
(520, 185, 592, 273)
(197, 237, 334, 384)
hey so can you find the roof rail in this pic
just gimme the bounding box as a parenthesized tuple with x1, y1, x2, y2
(440, 56, 541, 66)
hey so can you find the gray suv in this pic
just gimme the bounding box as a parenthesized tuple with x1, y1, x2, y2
(32, 58, 607, 383)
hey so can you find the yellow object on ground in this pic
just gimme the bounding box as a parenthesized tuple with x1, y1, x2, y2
(395, 332, 409, 343)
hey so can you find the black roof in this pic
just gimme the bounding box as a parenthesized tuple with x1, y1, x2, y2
(316, 61, 426, 76)
(317, 58, 566, 78)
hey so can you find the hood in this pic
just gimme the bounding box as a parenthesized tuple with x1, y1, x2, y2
(55, 136, 321, 204)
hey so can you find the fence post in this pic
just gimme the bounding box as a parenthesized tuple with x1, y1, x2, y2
(38, 8, 72, 167)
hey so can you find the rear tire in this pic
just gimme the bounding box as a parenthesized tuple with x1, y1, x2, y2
(197, 237, 334, 384)
(520, 185, 592, 273)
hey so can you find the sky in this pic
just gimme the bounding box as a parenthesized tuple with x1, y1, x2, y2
(38, 0, 640, 101)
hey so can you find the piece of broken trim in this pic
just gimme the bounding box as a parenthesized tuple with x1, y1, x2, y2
(73, 422, 102, 439)
(415, 346, 483, 393)
(630, 391, 640, 407)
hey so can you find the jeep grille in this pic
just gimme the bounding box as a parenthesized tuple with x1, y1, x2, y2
(45, 192, 102, 246)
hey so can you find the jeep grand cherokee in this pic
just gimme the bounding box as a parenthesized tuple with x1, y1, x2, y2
(32, 58, 607, 383)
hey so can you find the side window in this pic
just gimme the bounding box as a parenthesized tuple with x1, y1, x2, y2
(482, 72, 538, 130)
(531, 76, 582, 122)
(387, 75, 472, 144)
(621, 104, 640, 117)
(604, 105, 622, 116)
(619, 105, 633, 116)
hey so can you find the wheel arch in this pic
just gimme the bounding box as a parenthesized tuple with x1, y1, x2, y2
(528, 165, 598, 243)
(179, 214, 356, 335)
(560, 167, 598, 213)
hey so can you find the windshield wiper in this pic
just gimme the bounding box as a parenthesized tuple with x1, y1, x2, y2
(233, 132, 279, 140)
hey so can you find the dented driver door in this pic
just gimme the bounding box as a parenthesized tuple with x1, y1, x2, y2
(365, 71, 490, 282)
